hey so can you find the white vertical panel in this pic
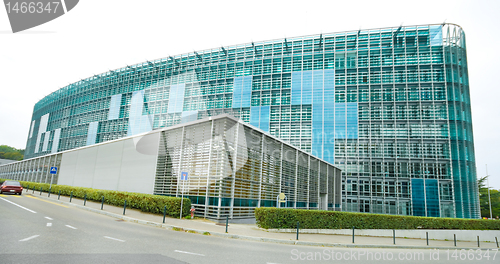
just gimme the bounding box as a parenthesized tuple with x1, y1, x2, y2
(51, 128, 61, 153)
(86, 121, 99, 146)
(29, 120, 35, 138)
(42, 131, 51, 152)
(58, 151, 79, 186)
(92, 140, 124, 190)
(73, 147, 98, 188)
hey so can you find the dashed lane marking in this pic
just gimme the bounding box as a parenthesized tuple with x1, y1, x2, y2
(19, 235, 39, 242)
(65, 225, 77, 229)
(104, 236, 125, 242)
(174, 250, 205, 256)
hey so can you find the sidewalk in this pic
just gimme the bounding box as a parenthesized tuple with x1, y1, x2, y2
(26, 189, 500, 250)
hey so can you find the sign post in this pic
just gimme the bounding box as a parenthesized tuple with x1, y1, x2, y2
(277, 193, 287, 208)
(49, 167, 57, 190)
(180, 172, 188, 219)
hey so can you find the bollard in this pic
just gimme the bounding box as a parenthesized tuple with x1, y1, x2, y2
(70, 191, 73, 203)
(84, 194, 87, 206)
(32, 188, 34, 194)
(123, 200, 127, 215)
(163, 206, 167, 223)
(477, 236, 480, 248)
(58, 190, 61, 200)
(48, 188, 51, 197)
(101, 196, 104, 210)
(225, 216, 229, 233)
(352, 227, 355, 243)
(426, 232, 429, 246)
(496, 237, 499, 248)
(296, 222, 300, 240)
(40, 187, 42, 195)
(454, 234, 456, 247)
(393, 229, 396, 245)
(26, 185, 29, 192)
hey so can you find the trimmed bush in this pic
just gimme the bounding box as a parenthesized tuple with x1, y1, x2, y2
(255, 207, 500, 230)
(1, 178, 190, 217)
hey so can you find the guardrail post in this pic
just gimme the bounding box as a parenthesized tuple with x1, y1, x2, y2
(496, 237, 499, 248)
(296, 221, 299, 240)
(477, 236, 480, 248)
(393, 229, 396, 245)
(225, 216, 229, 233)
(58, 190, 61, 200)
(426, 232, 429, 246)
(70, 191, 73, 202)
(48, 188, 51, 197)
(39, 187, 42, 195)
(101, 196, 104, 210)
(352, 227, 355, 243)
(123, 200, 127, 215)
(163, 206, 167, 223)
(84, 194, 87, 206)
(26, 185, 29, 192)
(32, 187, 34, 194)
(454, 234, 456, 247)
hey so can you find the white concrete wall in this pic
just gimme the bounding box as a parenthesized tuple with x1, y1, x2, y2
(57, 132, 160, 194)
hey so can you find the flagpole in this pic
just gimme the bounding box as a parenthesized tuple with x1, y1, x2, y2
(486, 164, 493, 219)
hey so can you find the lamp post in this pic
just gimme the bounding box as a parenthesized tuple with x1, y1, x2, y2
(486, 165, 493, 219)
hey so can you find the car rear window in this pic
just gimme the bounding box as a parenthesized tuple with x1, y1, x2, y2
(5, 181, 21, 186)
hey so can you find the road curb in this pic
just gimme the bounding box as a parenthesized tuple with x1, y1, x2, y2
(32, 194, 497, 250)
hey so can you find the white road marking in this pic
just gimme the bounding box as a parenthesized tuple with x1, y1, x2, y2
(174, 250, 205, 256)
(46, 223, 52, 227)
(104, 236, 125, 242)
(65, 225, 77, 229)
(0, 197, 36, 213)
(19, 235, 39, 242)
(45, 217, 53, 220)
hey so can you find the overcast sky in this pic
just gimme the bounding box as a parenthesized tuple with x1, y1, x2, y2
(1, 0, 499, 189)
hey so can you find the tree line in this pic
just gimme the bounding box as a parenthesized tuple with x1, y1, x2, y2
(478, 176, 500, 219)
(0, 145, 24, 161)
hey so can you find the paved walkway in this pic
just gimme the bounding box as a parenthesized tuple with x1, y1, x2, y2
(25, 189, 500, 250)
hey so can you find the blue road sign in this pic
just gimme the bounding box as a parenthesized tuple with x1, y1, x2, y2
(50, 167, 58, 174)
(181, 172, 188, 181)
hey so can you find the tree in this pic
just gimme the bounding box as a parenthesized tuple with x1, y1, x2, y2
(478, 176, 500, 219)
(0, 145, 24, 161)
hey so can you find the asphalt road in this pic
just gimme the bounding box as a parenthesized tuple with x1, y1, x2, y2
(0, 193, 498, 264)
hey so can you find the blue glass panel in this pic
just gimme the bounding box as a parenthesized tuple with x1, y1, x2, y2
(250, 106, 260, 128)
(411, 179, 425, 216)
(86, 121, 99, 146)
(167, 84, 186, 113)
(291, 72, 302, 105)
(260, 106, 270, 132)
(232, 77, 243, 108)
(335, 103, 346, 138)
(346, 102, 358, 139)
(242, 76, 253, 107)
(430, 25, 443, 46)
(425, 179, 440, 217)
(181, 111, 198, 124)
(108, 94, 122, 120)
(302, 71, 313, 104)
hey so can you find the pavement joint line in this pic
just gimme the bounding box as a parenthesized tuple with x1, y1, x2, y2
(0, 196, 37, 213)
(31, 195, 498, 250)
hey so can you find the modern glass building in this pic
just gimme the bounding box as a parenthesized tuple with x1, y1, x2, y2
(22, 23, 478, 218)
(1, 115, 342, 220)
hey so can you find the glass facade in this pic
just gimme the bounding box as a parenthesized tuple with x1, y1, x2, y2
(22, 23, 478, 218)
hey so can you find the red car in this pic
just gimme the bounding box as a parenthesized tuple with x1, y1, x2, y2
(0, 181, 23, 195)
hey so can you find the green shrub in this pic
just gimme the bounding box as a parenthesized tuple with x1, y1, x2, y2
(1, 178, 190, 217)
(255, 208, 500, 230)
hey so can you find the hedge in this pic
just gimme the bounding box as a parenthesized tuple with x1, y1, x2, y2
(255, 208, 500, 230)
(0, 179, 190, 218)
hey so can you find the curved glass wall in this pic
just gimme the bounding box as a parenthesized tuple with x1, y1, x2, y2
(24, 23, 478, 218)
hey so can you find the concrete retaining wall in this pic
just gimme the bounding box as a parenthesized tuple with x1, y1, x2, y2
(268, 228, 500, 242)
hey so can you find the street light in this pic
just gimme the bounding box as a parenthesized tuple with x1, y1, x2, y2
(486, 165, 493, 219)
